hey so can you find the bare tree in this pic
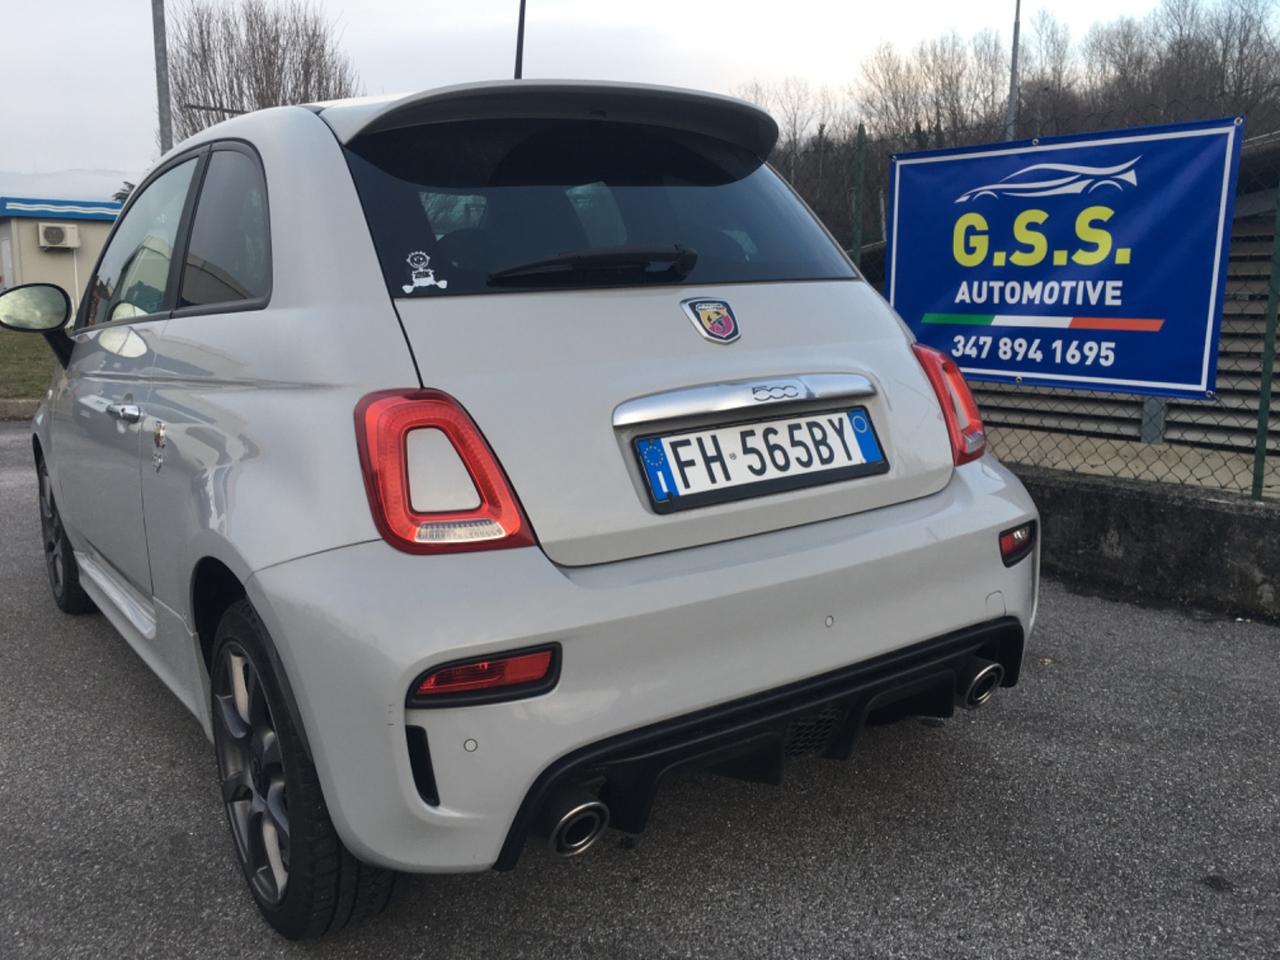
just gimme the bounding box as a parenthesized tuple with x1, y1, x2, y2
(1017, 12, 1080, 134)
(741, 0, 1280, 256)
(733, 80, 775, 115)
(797, 88, 838, 207)
(917, 33, 970, 143)
(169, 0, 360, 141)
(1207, 0, 1280, 107)
(858, 32, 1012, 145)
(1080, 16, 1155, 123)
(970, 30, 1010, 130)
(775, 76, 816, 183)
(859, 43, 924, 139)
(1026, 11, 1073, 94)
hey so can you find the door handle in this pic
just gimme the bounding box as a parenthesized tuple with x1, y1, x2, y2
(106, 402, 142, 423)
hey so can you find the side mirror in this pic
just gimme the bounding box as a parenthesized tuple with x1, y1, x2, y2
(0, 283, 74, 367)
(0, 282, 71, 332)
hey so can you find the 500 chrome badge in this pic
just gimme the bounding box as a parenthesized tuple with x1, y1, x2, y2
(681, 298, 740, 344)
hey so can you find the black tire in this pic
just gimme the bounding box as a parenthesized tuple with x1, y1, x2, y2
(37, 457, 94, 615)
(210, 600, 395, 939)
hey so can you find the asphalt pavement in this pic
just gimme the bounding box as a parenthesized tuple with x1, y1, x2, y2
(1, 420, 1278, 960)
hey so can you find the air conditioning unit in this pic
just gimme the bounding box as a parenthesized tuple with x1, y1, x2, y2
(37, 223, 80, 249)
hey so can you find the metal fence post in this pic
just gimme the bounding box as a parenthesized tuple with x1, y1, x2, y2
(850, 123, 866, 269)
(1140, 397, 1168, 443)
(1251, 189, 1280, 499)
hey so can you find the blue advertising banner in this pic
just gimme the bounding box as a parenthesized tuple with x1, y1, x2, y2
(886, 118, 1244, 398)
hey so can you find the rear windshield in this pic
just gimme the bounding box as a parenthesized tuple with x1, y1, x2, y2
(344, 118, 856, 297)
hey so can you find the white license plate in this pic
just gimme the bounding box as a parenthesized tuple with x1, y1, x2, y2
(635, 407, 888, 512)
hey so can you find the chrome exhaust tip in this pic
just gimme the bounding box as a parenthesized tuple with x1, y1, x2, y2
(539, 787, 610, 857)
(957, 657, 1005, 710)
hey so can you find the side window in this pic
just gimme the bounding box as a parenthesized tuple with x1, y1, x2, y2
(179, 149, 271, 308)
(86, 158, 197, 326)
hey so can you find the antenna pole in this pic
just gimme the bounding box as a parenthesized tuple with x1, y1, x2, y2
(514, 0, 527, 79)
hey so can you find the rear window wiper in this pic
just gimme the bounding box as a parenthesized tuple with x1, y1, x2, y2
(487, 245, 698, 286)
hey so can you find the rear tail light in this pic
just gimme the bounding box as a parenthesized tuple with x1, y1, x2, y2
(408, 646, 559, 706)
(355, 389, 535, 554)
(912, 343, 986, 466)
(999, 521, 1037, 566)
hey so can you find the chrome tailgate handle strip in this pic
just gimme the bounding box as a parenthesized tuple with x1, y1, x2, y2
(612, 373, 877, 428)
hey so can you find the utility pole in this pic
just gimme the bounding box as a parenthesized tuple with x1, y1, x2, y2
(514, 0, 527, 80)
(151, 0, 173, 153)
(1005, 0, 1021, 140)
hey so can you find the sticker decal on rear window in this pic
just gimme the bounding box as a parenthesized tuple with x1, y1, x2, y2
(402, 251, 449, 294)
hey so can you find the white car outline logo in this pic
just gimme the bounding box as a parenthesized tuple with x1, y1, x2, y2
(955, 157, 1139, 203)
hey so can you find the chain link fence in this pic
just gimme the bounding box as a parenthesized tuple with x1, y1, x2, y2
(842, 94, 1280, 502)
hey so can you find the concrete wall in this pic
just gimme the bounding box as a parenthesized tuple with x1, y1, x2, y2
(1, 218, 113, 312)
(1014, 465, 1280, 622)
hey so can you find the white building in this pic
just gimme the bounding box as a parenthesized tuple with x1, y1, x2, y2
(0, 196, 121, 309)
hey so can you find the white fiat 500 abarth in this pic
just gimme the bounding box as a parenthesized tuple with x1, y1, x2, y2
(0, 80, 1037, 939)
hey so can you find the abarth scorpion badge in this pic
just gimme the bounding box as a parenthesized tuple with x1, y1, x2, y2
(681, 298, 740, 344)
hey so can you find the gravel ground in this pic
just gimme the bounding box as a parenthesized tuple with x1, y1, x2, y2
(1, 421, 1277, 959)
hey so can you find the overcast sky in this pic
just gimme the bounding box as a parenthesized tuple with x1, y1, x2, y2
(2, 0, 1166, 195)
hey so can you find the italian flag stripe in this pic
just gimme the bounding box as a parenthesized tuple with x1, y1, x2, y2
(922, 313, 1163, 332)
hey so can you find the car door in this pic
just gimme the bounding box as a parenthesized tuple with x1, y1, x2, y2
(141, 143, 273, 626)
(50, 155, 201, 606)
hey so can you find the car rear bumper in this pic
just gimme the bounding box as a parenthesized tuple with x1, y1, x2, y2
(246, 455, 1038, 873)
(492, 615, 1024, 869)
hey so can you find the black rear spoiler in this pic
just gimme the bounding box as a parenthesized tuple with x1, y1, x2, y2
(319, 80, 778, 159)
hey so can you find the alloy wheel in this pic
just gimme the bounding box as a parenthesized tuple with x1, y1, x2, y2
(212, 643, 291, 905)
